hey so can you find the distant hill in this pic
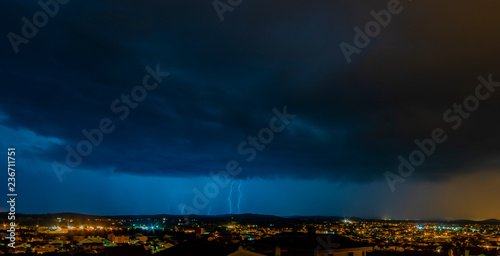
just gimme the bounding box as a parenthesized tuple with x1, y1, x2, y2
(1, 212, 498, 226)
(480, 218, 500, 225)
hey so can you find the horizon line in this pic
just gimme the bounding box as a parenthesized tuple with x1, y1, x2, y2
(1, 211, 498, 222)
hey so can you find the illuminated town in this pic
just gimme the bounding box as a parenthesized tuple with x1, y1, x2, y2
(2, 1, 500, 256)
(1, 213, 499, 255)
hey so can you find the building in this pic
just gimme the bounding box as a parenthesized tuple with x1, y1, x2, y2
(314, 246, 373, 256)
(13, 243, 28, 254)
(78, 236, 109, 245)
(82, 242, 105, 252)
(73, 235, 85, 242)
(254, 233, 373, 256)
(114, 235, 130, 244)
(227, 246, 267, 256)
(32, 243, 57, 254)
(136, 235, 148, 243)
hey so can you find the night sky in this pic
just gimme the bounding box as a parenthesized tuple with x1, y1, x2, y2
(1, 0, 500, 219)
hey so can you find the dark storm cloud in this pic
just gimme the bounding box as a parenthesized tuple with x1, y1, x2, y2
(1, 0, 500, 183)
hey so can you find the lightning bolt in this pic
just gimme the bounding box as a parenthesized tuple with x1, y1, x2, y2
(228, 181, 235, 214)
(237, 180, 242, 214)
